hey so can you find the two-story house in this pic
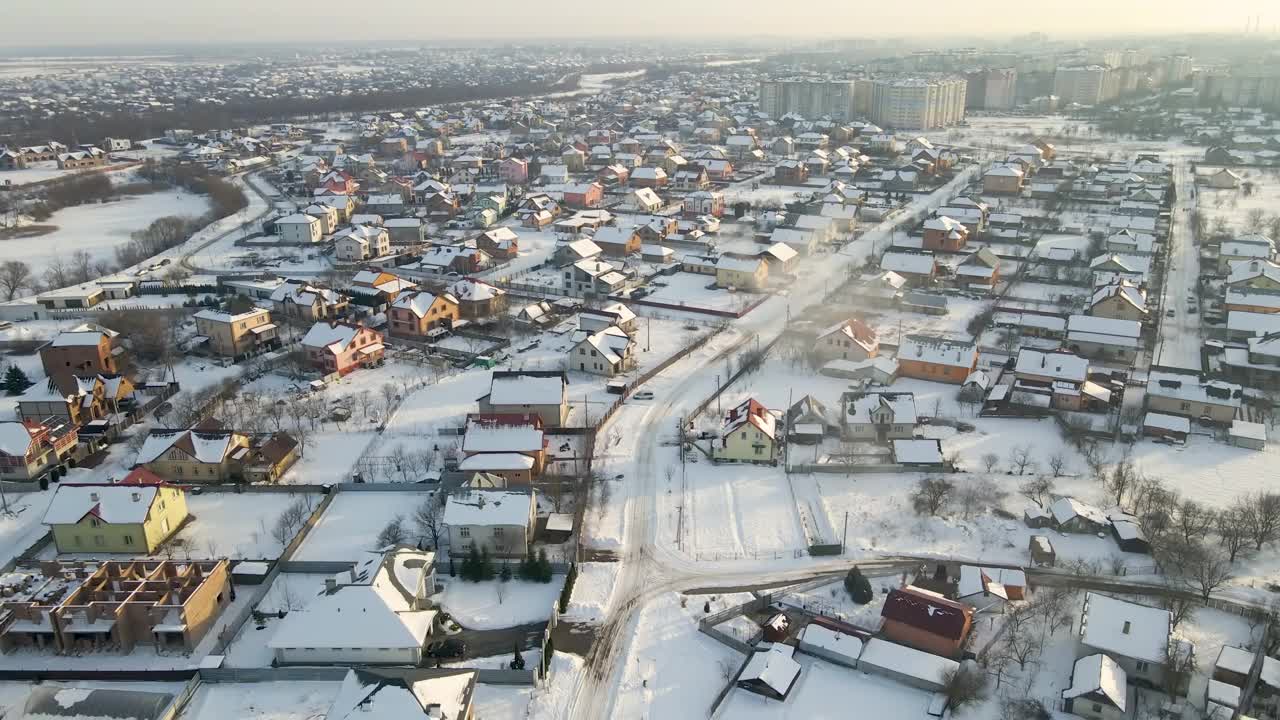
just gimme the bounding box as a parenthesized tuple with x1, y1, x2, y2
(301, 322, 385, 377)
(843, 392, 917, 442)
(387, 291, 460, 339)
(193, 308, 279, 360)
(443, 490, 536, 559)
(43, 483, 188, 554)
(713, 399, 778, 464)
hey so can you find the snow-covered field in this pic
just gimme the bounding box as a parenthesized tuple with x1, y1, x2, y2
(169, 492, 316, 559)
(1, 191, 209, 279)
(436, 576, 563, 630)
(292, 491, 432, 562)
(180, 681, 341, 720)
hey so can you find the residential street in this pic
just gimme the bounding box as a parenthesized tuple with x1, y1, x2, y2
(1153, 157, 1203, 370)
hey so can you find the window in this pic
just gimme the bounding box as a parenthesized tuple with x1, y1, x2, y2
(89, 518, 101, 528)
(1135, 660, 1149, 672)
(1092, 704, 1102, 713)
(741, 432, 747, 439)
(754, 446, 763, 456)
(493, 527, 504, 536)
(459, 527, 471, 538)
(73, 535, 82, 546)
(123, 535, 134, 546)
(1121, 621, 1131, 634)
(93, 535, 104, 546)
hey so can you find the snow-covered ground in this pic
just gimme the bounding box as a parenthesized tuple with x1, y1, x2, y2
(292, 490, 432, 562)
(722, 655, 937, 719)
(643, 271, 764, 314)
(168, 492, 316, 559)
(560, 562, 620, 623)
(0, 488, 54, 567)
(179, 681, 341, 720)
(472, 683, 535, 719)
(1, 191, 209, 281)
(435, 576, 563, 630)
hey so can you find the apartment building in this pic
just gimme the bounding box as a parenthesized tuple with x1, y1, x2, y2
(758, 78, 864, 121)
(870, 78, 967, 130)
(1053, 65, 1118, 106)
(983, 68, 1018, 110)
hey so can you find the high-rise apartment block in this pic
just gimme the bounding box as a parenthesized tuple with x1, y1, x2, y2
(869, 77, 967, 130)
(1052, 65, 1118, 106)
(758, 79, 862, 121)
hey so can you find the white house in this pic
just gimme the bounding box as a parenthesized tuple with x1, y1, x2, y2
(276, 213, 323, 244)
(1062, 654, 1129, 720)
(443, 489, 537, 559)
(267, 548, 437, 666)
(335, 225, 391, 261)
(1079, 592, 1175, 689)
(843, 391, 916, 441)
(569, 326, 635, 376)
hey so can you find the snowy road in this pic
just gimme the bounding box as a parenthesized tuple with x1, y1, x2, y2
(564, 165, 986, 719)
(1153, 158, 1203, 371)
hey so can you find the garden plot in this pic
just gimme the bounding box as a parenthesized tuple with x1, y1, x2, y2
(166, 492, 314, 559)
(1196, 171, 1280, 233)
(0, 190, 209, 280)
(435, 576, 564, 630)
(642, 272, 764, 315)
(0, 489, 54, 567)
(774, 575, 898, 631)
(179, 681, 341, 720)
(292, 491, 433, 562)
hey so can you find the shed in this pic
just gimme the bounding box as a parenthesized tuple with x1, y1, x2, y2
(1229, 420, 1267, 450)
(858, 638, 958, 692)
(762, 611, 791, 643)
(736, 643, 801, 700)
(1023, 505, 1051, 528)
(1029, 535, 1055, 567)
(1142, 412, 1190, 442)
(796, 622, 863, 669)
(1111, 518, 1151, 554)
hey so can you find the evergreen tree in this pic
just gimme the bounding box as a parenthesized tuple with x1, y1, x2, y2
(500, 562, 513, 582)
(479, 547, 495, 581)
(3, 366, 32, 396)
(518, 553, 538, 581)
(844, 566, 873, 605)
(462, 544, 482, 582)
(536, 548, 553, 583)
(510, 642, 525, 670)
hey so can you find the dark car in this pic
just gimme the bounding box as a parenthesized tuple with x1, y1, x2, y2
(426, 639, 466, 659)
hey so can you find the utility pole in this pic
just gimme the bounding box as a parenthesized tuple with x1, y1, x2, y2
(715, 374, 721, 417)
(646, 316, 651, 352)
(842, 511, 849, 555)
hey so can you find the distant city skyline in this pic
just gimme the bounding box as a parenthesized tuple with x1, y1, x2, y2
(4, 0, 1276, 49)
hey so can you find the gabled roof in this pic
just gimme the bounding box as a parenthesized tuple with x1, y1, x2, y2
(1063, 654, 1127, 711)
(899, 335, 975, 368)
(391, 291, 457, 318)
(1080, 592, 1171, 664)
(881, 586, 970, 640)
(43, 485, 161, 526)
(302, 322, 371, 355)
(723, 398, 776, 440)
(817, 317, 877, 351)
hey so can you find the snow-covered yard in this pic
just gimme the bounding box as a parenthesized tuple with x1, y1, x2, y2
(292, 490, 433, 562)
(0, 488, 54, 567)
(722, 656, 937, 719)
(560, 562, 619, 622)
(643, 271, 763, 315)
(167, 492, 316, 559)
(436, 576, 563, 630)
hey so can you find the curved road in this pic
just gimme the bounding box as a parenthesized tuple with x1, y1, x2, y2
(565, 165, 987, 718)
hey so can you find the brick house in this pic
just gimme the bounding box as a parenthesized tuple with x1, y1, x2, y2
(387, 291, 460, 338)
(922, 216, 969, 251)
(880, 586, 974, 658)
(896, 335, 978, 384)
(301, 322, 385, 377)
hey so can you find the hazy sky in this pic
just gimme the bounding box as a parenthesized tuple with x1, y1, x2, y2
(5, 0, 1274, 48)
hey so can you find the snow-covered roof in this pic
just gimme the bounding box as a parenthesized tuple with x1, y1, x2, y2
(269, 549, 436, 652)
(1014, 348, 1088, 383)
(391, 291, 456, 318)
(488, 373, 564, 406)
(0, 422, 35, 457)
(898, 335, 975, 368)
(1049, 497, 1108, 527)
(442, 490, 534, 527)
(1062, 653, 1127, 711)
(577, 326, 633, 365)
(797, 623, 863, 661)
(716, 255, 764, 273)
(738, 643, 801, 696)
(302, 322, 367, 354)
(723, 398, 776, 440)
(846, 392, 916, 425)
(463, 421, 543, 454)
(327, 669, 474, 720)
(449, 278, 504, 303)
(1146, 370, 1241, 408)
(1143, 412, 1191, 434)
(1215, 646, 1254, 676)
(859, 638, 958, 687)
(816, 317, 876, 352)
(881, 251, 936, 276)
(136, 429, 239, 465)
(1066, 314, 1141, 340)
(957, 565, 1026, 600)
(1230, 419, 1267, 442)
(892, 439, 943, 464)
(1080, 592, 1171, 664)
(43, 485, 160, 526)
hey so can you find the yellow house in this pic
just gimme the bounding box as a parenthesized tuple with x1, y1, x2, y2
(137, 428, 251, 483)
(193, 308, 280, 360)
(713, 398, 778, 464)
(715, 254, 769, 290)
(1226, 259, 1280, 291)
(43, 483, 188, 553)
(1088, 281, 1147, 322)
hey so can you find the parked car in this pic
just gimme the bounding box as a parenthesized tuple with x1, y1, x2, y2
(632, 390, 655, 400)
(426, 639, 466, 659)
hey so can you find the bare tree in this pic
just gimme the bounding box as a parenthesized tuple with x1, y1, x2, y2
(1175, 500, 1214, 545)
(911, 476, 955, 516)
(941, 663, 989, 713)
(956, 478, 1003, 520)
(1217, 506, 1250, 563)
(1018, 475, 1054, 508)
(0, 261, 32, 300)
(1163, 588, 1198, 631)
(981, 452, 999, 474)
(495, 581, 507, 605)
(414, 497, 444, 550)
(1242, 491, 1280, 551)
(1105, 460, 1136, 506)
(1168, 541, 1234, 600)
(1046, 452, 1067, 477)
(69, 249, 93, 285)
(1000, 605, 1045, 671)
(1008, 445, 1033, 475)
(376, 515, 407, 548)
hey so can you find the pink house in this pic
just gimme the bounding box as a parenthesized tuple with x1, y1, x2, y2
(499, 158, 529, 185)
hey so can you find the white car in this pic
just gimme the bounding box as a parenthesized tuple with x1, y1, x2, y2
(632, 391, 655, 400)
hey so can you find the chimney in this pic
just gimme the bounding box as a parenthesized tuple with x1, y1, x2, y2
(89, 492, 99, 502)
(324, 577, 337, 592)
(131, 492, 141, 502)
